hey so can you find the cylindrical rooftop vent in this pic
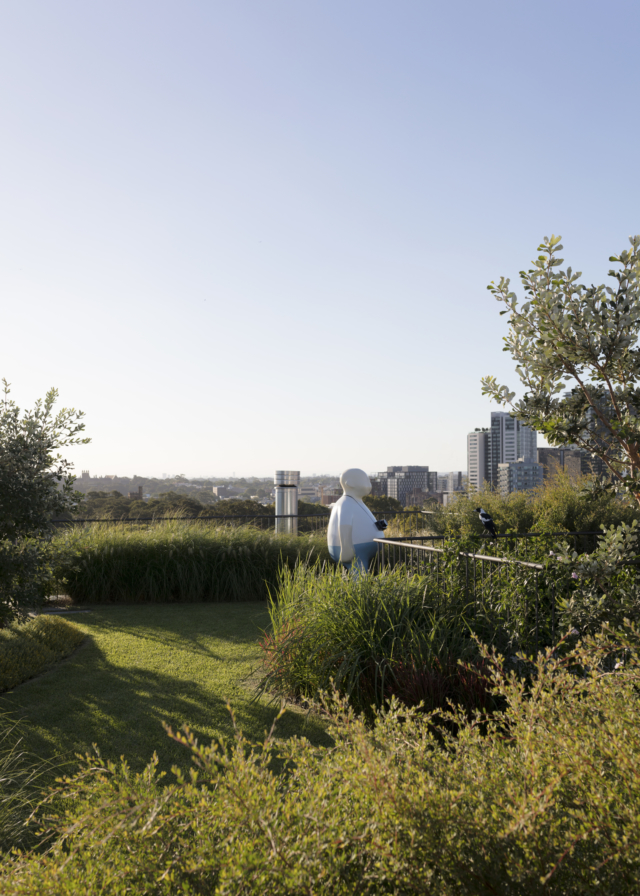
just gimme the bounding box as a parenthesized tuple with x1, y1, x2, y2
(274, 470, 300, 535)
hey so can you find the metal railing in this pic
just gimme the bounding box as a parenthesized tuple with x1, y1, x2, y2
(375, 537, 559, 654)
(383, 531, 603, 559)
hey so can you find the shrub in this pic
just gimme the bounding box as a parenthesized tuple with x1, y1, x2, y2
(430, 472, 639, 543)
(261, 562, 498, 716)
(551, 520, 640, 636)
(0, 380, 88, 622)
(0, 615, 85, 692)
(2, 626, 640, 894)
(52, 521, 330, 604)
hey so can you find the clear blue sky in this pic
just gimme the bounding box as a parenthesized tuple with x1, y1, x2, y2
(1, 0, 639, 478)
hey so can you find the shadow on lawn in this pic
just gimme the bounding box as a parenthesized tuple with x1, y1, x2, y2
(1, 608, 333, 778)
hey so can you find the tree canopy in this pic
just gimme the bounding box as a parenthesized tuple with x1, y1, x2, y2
(0, 380, 89, 619)
(482, 235, 640, 503)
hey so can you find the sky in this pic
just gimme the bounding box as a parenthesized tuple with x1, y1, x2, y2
(1, 0, 639, 479)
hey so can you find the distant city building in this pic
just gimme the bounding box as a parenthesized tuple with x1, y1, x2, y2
(81, 470, 90, 480)
(128, 486, 143, 500)
(212, 485, 239, 499)
(405, 488, 443, 506)
(371, 466, 438, 507)
(298, 485, 320, 502)
(445, 471, 464, 492)
(490, 412, 537, 484)
(538, 446, 609, 482)
(320, 486, 342, 506)
(467, 428, 491, 492)
(497, 459, 544, 496)
(537, 447, 583, 483)
(468, 414, 538, 492)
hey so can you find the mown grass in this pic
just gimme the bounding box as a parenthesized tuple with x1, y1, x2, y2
(52, 521, 330, 604)
(1, 604, 332, 779)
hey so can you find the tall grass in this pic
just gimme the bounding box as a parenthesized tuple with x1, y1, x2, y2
(0, 714, 59, 852)
(261, 563, 498, 716)
(52, 521, 330, 604)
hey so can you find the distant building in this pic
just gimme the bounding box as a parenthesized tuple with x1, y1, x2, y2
(467, 429, 491, 492)
(212, 485, 239, 499)
(128, 486, 143, 500)
(538, 446, 609, 482)
(371, 467, 438, 507)
(320, 486, 342, 506)
(298, 485, 320, 503)
(497, 459, 544, 495)
(490, 412, 537, 484)
(468, 414, 538, 492)
(81, 470, 90, 480)
(538, 447, 583, 483)
(406, 488, 443, 506)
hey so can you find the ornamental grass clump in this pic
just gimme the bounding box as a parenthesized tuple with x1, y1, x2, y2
(3, 625, 639, 894)
(53, 521, 329, 604)
(261, 562, 495, 716)
(0, 615, 85, 693)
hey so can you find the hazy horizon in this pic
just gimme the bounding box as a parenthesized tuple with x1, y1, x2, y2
(2, 1, 639, 478)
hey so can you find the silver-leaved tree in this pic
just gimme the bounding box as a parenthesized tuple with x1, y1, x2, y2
(0, 379, 89, 621)
(482, 235, 640, 505)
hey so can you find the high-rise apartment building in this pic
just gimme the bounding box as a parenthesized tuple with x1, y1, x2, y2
(467, 428, 491, 492)
(489, 411, 537, 480)
(468, 413, 540, 493)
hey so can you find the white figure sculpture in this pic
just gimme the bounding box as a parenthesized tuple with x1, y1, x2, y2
(327, 468, 386, 572)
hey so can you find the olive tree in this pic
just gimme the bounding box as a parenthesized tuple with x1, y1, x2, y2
(482, 235, 640, 504)
(0, 380, 89, 619)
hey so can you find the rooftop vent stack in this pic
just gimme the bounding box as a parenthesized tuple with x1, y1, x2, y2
(274, 470, 300, 535)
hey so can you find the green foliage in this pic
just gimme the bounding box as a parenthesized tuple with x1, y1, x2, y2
(0, 714, 59, 853)
(363, 494, 403, 514)
(482, 234, 640, 501)
(0, 380, 89, 620)
(0, 615, 85, 692)
(52, 521, 330, 604)
(261, 563, 504, 717)
(207, 499, 272, 517)
(430, 472, 639, 542)
(551, 520, 640, 635)
(79, 490, 207, 520)
(3, 627, 640, 894)
(0, 380, 88, 540)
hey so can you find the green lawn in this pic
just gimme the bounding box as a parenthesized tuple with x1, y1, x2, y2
(0, 603, 331, 777)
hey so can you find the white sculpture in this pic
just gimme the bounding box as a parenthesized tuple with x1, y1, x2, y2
(327, 468, 386, 571)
